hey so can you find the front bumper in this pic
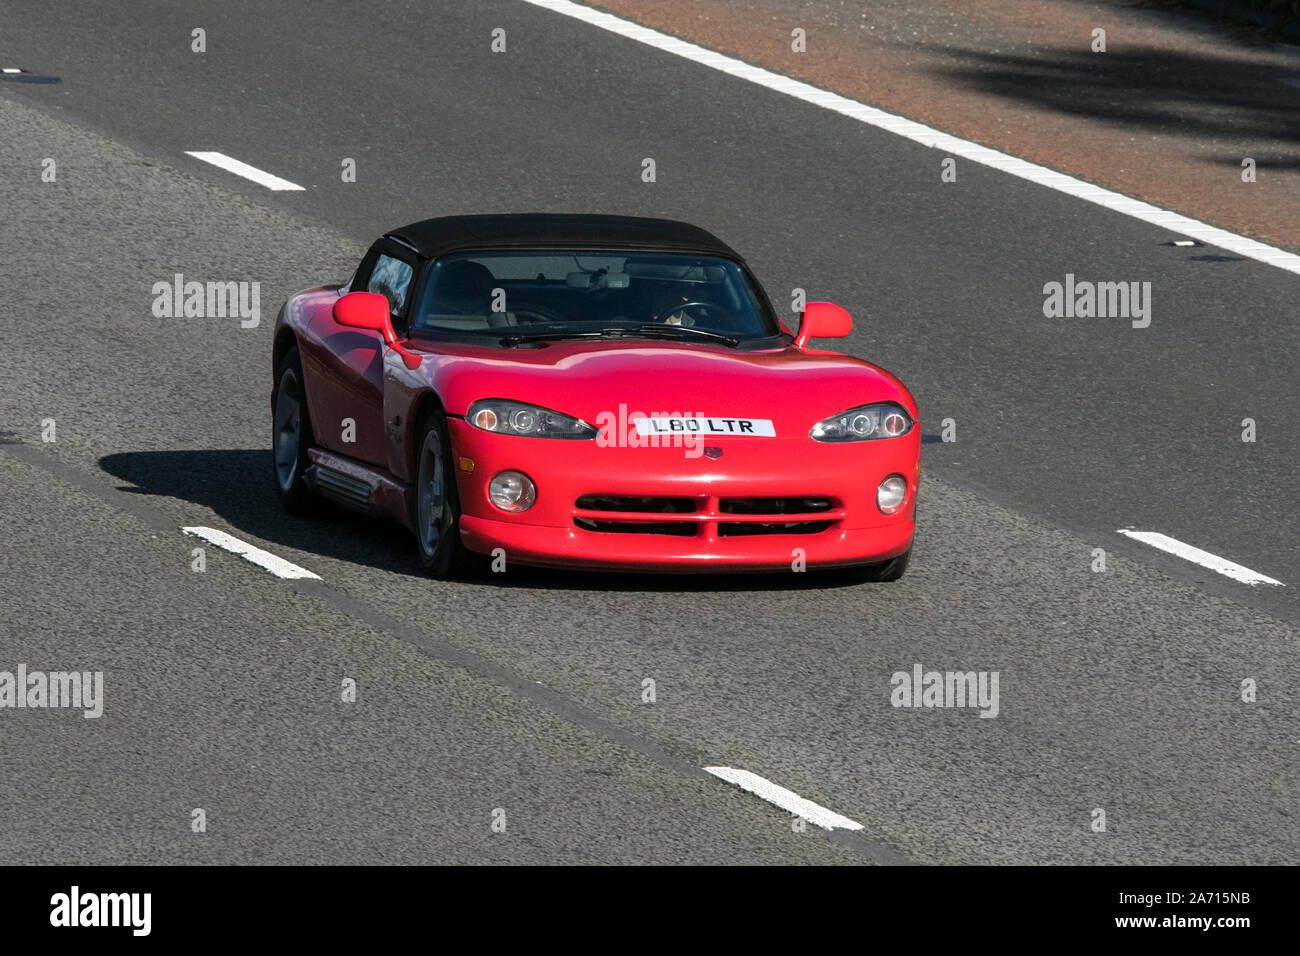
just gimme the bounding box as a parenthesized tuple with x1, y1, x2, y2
(449, 418, 919, 572)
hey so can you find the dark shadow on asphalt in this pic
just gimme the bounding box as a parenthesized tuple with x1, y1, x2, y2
(0, 74, 61, 84)
(476, 560, 870, 593)
(100, 448, 428, 579)
(98, 449, 870, 592)
(922, 43, 1300, 159)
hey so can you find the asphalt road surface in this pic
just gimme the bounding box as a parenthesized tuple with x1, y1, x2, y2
(1, 0, 1296, 864)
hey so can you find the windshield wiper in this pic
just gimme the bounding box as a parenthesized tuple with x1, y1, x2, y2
(499, 330, 606, 347)
(501, 326, 740, 348)
(616, 325, 741, 347)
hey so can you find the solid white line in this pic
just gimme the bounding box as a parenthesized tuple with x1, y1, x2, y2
(182, 526, 321, 580)
(1117, 530, 1284, 586)
(184, 151, 305, 191)
(704, 766, 864, 831)
(521, 0, 1300, 276)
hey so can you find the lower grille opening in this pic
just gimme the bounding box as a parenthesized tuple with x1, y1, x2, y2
(719, 497, 834, 515)
(718, 520, 833, 536)
(575, 495, 696, 514)
(574, 517, 696, 536)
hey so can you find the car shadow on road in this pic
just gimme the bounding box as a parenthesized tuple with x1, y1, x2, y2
(475, 561, 868, 593)
(99, 448, 429, 579)
(97, 449, 869, 591)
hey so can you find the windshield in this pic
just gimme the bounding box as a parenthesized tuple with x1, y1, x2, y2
(409, 250, 779, 342)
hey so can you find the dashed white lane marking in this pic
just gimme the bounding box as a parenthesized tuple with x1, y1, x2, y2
(1117, 530, 1284, 586)
(704, 766, 864, 831)
(184, 151, 305, 191)
(522, 0, 1300, 276)
(182, 526, 320, 580)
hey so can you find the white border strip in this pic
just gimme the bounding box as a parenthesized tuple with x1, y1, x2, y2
(1117, 530, 1284, 586)
(184, 151, 305, 191)
(182, 526, 321, 580)
(705, 766, 864, 830)
(522, 0, 1300, 275)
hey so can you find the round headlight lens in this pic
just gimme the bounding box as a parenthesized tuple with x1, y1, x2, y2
(509, 407, 538, 433)
(488, 470, 536, 512)
(850, 412, 876, 436)
(473, 408, 499, 431)
(877, 474, 907, 514)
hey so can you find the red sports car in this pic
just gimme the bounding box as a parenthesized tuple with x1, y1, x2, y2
(271, 215, 919, 579)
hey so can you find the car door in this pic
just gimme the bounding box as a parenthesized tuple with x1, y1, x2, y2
(301, 241, 419, 467)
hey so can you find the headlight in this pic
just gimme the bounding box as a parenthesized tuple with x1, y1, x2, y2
(467, 399, 597, 439)
(810, 402, 913, 442)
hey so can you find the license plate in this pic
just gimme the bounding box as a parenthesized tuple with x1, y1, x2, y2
(632, 416, 776, 437)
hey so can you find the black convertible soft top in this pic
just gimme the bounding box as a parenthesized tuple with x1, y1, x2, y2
(386, 214, 742, 261)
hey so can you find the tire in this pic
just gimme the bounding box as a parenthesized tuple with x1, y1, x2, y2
(411, 410, 478, 578)
(854, 546, 911, 583)
(272, 346, 317, 515)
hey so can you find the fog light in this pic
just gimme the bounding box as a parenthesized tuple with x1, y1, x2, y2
(488, 470, 536, 512)
(877, 474, 907, 514)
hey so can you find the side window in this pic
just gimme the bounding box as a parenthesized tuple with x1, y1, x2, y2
(367, 254, 415, 323)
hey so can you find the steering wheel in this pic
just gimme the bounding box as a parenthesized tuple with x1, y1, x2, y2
(650, 301, 717, 325)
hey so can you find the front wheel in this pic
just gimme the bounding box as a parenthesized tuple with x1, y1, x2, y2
(412, 412, 478, 578)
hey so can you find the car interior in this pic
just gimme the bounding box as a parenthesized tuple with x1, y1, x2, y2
(412, 253, 757, 334)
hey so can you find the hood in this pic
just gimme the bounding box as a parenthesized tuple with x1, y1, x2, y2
(419, 339, 917, 436)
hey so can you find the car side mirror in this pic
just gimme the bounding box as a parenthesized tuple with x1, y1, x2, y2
(333, 291, 397, 345)
(794, 301, 852, 349)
